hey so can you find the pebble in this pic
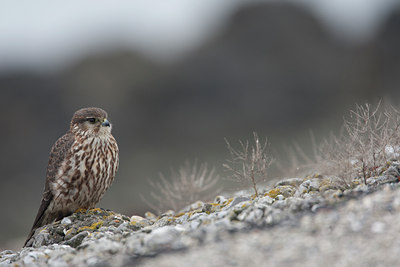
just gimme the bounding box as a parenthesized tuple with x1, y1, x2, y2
(61, 217, 72, 225)
(228, 196, 251, 208)
(130, 216, 152, 228)
(214, 195, 227, 204)
(275, 177, 304, 187)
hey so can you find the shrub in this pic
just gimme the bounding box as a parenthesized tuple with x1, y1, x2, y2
(306, 102, 400, 186)
(223, 132, 274, 197)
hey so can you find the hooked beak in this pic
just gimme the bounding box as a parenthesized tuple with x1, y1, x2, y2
(101, 118, 111, 127)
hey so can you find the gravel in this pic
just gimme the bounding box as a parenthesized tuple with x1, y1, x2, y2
(1, 162, 400, 266)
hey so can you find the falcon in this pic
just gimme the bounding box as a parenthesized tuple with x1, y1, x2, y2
(24, 107, 119, 247)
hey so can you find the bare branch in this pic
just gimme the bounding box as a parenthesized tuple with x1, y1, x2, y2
(224, 132, 274, 197)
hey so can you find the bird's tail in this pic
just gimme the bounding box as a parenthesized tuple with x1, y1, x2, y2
(24, 211, 49, 247)
(23, 194, 53, 247)
(23, 227, 37, 247)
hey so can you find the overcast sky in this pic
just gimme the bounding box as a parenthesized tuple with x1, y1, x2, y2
(0, 0, 397, 73)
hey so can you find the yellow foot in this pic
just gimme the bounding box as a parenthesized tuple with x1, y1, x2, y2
(89, 208, 103, 213)
(75, 208, 88, 213)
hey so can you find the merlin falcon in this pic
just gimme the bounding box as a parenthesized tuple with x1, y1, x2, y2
(24, 107, 119, 247)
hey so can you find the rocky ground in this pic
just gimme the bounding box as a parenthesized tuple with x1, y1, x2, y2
(1, 163, 400, 266)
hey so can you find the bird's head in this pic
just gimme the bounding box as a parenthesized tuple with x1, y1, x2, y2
(70, 107, 112, 137)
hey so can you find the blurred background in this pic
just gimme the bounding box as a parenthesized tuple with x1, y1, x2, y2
(1, 0, 400, 250)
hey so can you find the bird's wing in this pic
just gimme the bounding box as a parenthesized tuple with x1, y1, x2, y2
(24, 132, 75, 247)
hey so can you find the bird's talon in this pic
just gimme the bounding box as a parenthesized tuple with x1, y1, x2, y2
(75, 208, 88, 213)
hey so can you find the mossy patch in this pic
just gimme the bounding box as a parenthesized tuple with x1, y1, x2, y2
(275, 185, 296, 197)
(265, 188, 281, 199)
(174, 212, 186, 218)
(224, 198, 234, 206)
(77, 221, 104, 233)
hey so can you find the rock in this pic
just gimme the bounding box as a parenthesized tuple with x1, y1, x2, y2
(264, 188, 281, 199)
(179, 201, 205, 213)
(323, 189, 343, 199)
(161, 210, 175, 217)
(296, 180, 311, 195)
(144, 211, 157, 220)
(174, 213, 190, 224)
(152, 216, 175, 228)
(144, 226, 185, 254)
(214, 195, 227, 204)
(319, 177, 341, 192)
(201, 203, 212, 213)
(366, 174, 399, 186)
(275, 178, 304, 187)
(259, 195, 274, 205)
(309, 178, 321, 191)
(4, 162, 400, 266)
(61, 217, 72, 225)
(130, 216, 153, 228)
(227, 196, 251, 208)
(62, 231, 88, 248)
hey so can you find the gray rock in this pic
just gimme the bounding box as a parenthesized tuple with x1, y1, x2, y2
(275, 185, 297, 197)
(259, 195, 274, 205)
(366, 174, 399, 186)
(228, 196, 251, 208)
(175, 213, 190, 224)
(4, 162, 400, 267)
(63, 231, 89, 248)
(144, 226, 185, 254)
(296, 180, 311, 196)
(214, 195, 227, 204)
(61, 217, 72, 225)
(275, 177, 304, 187)
(179, 201, 205, 213)
(309, 178, 321, 191)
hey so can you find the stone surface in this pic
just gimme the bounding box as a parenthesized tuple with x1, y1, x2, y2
(2, 162, 400, 266)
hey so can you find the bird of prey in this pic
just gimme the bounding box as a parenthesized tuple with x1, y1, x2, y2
(24, 107, 119, 247)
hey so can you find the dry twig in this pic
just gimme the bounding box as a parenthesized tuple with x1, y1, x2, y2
(223, 132, 274, 197)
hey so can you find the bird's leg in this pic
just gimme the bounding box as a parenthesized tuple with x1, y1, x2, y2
(89, 208, 103, 213)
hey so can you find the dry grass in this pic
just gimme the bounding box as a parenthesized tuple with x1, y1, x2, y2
(144, 102, 400, 213)
(223, 132, 274, 197)
(143, 160, 220, 213)
(286, 102, 400, 186)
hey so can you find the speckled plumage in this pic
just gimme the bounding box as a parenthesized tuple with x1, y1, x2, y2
(24, 107, 119, 247)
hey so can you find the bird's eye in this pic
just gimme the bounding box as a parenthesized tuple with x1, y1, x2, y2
(87, 118, 96, 124)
